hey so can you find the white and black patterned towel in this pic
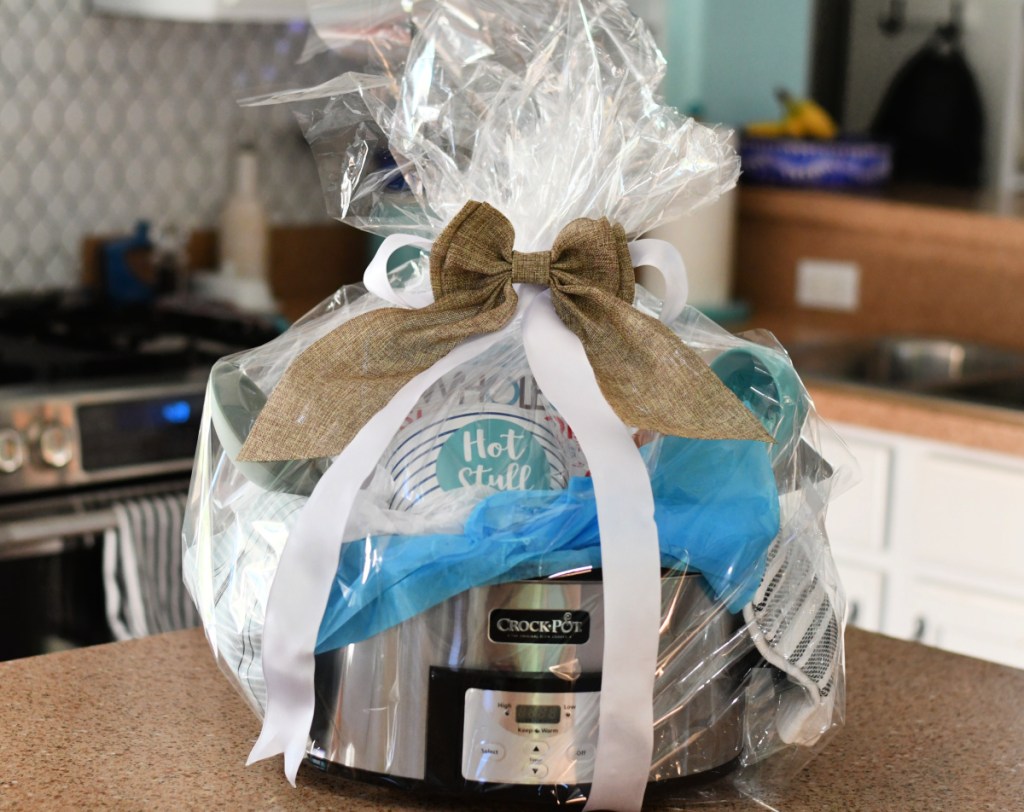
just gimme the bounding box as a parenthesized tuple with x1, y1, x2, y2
(743, 506, 845, 747)
(103, 492, 198, 641)
(185, 490, 306, 713)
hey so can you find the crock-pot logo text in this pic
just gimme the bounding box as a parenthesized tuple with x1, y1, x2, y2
(489, 610, 590, 645)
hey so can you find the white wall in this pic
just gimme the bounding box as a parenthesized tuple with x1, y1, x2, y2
(664, 0, 814, 125)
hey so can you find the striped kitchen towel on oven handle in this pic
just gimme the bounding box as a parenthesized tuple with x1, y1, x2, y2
(103, 491, 198, 641)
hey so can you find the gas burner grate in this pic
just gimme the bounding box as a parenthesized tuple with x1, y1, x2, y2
(0, 292, 281, 385)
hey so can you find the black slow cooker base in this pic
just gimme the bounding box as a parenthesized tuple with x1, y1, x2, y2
(305, 755, 742, 807)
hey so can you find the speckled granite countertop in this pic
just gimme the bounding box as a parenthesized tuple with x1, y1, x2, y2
(0, 628, 1021, 811)
(807, 380, 1024, 457)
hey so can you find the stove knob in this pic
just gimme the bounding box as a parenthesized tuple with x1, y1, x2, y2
(0, 429, 26, 474)
(39, 424, 73, 469)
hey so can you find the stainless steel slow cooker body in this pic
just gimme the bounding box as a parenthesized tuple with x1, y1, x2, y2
(308, 572, 744, 802)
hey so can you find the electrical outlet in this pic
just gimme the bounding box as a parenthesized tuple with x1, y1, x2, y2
(796, 259, 861, 312)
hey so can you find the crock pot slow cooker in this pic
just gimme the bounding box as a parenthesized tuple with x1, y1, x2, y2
(307, 570, 744, 804)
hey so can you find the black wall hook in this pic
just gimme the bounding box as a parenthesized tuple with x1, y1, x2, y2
(877, 0, 963, 39)
(878, 0, 908, 35)
(936, 1, 964, 43)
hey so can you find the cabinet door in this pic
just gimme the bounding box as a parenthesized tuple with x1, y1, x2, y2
(815, 421, 1024, 667)
(820, 429, 892, 554)
(903, 450, 1024, 584)
(902, 581, 1024, 670)
(833, 559, 884, 632)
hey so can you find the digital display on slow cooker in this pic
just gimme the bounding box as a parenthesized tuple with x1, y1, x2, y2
(515, 704, 561, 724)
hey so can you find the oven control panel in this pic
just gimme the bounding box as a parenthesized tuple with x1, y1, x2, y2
(0, 397, 78, 495)
(0, 428, 27, 474)
(461, 687, 600, 784)
(0, 380, 205, 496)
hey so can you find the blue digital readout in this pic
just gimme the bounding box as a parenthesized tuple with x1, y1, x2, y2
(161, 400, 192, 425)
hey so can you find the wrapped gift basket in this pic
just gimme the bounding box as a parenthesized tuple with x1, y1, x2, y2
(183, 2, 853, 809)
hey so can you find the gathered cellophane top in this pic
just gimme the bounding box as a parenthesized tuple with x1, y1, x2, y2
(262, 0, 738, 246)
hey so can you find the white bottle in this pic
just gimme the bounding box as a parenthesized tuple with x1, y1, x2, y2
(219, 145, 269, 282)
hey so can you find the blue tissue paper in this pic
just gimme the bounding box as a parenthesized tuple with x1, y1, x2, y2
(315, 436, 779, 653)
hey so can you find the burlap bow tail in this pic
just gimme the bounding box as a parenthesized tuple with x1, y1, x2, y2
(239, 201, 769, 463)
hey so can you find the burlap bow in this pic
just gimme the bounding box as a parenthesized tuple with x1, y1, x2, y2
(238, 201, 769, 462)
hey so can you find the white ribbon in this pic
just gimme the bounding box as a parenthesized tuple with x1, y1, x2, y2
(362, 233, 434, 308)
(630, 239, 687, 324)
(248, 236, 687, 812)
(521, 290, 661, 812)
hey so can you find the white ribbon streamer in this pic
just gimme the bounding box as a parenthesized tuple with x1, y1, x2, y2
(362, 234, 434, 308)
(522, 290, 661, 812)
(248, 236, 687, 811)
(630, 239, 687, 324)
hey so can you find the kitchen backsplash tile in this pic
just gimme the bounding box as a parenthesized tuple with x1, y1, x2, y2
(0, 0, 331, 292)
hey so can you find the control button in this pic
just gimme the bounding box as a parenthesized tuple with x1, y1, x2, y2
(39, 424, 73, 469)
(477, 742, 506, 762)
(526, 762, 549, 780)
(525, 741, 549, 757)
(0, 429, 26, 474)
(565, 743, 596, 763)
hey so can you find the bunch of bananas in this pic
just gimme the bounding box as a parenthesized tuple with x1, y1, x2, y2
(745, 89, 838, 140)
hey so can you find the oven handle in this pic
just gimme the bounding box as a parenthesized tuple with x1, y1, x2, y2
(0, 509, 118, 558)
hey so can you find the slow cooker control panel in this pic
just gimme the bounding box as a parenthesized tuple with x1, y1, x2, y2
(425, 667, 603, 794)
(461, 688, 600, 784)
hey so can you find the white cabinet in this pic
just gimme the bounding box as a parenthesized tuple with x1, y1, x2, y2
(836, 561, 885, 631)
(900, 581, 1024, 670)
(823, 421, 1024, 669)
(819, 429, 891, 633)
(900, 450, 1024, 584)
(822, 432, 891, 555)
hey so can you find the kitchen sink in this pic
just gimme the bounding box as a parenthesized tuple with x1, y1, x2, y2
(785, 336, 1024, 411)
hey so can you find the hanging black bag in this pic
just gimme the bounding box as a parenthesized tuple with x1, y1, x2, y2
(871, 16, 985, 186)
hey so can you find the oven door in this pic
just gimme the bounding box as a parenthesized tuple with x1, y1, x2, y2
(0, 476, 191, 660)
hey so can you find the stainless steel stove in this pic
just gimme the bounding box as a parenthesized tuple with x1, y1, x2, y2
(0, 292, 278, 500)
(0, 291, 280, 659)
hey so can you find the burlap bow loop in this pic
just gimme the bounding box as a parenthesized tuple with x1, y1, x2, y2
(510, 251, 551, 286)
(430, 200, 632, 300)
(238, 201, 769, 463)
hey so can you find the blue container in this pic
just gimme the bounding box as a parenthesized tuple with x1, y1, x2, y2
(740, 138, 893, 189)
(103, 221, 154, 304)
